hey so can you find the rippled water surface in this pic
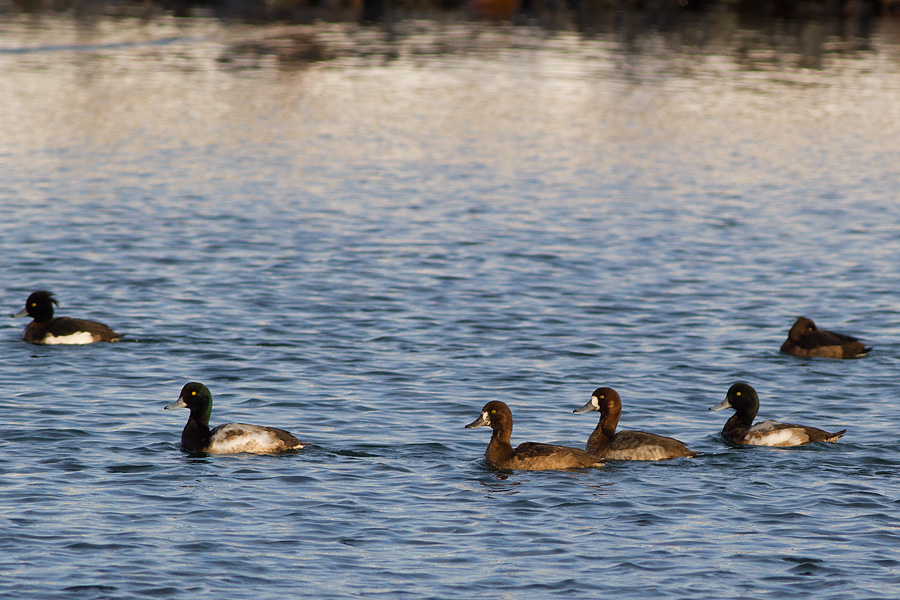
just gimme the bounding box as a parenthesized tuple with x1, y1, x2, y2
(2, 10, 900, 599)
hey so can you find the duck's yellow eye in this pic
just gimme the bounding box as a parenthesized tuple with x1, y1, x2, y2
(490, 409, 496, 414)
(31, 303, 36, 307)
(736, 391, 741, 396)
(600, 395, 605, 399)
(191, 391, 197, 396)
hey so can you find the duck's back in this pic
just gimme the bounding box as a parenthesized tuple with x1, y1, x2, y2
(492, 442, 601, 470)
(781, 329, 868, 359)
(740, 420, 846, 446)
(26, 317, 121, 345)
(205, 423, 305, 454)
(605, 431, 697, 461)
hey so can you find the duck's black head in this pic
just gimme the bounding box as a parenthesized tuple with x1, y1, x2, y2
(165, 382, 214, 424)
(14, 290, 58, 322)
(710, 382, 760, 420)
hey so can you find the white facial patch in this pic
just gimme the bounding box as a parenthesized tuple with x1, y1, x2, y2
(481, 411, 491, 426)
(591, 396, 600, 409)
(43, 331, 96, 345)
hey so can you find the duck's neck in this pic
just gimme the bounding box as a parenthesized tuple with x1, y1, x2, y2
(31, 309, 53, 323)
(181, 413, 212, 451)
(485, 427, 515, 465)
(586, 411, 619, 456)
(722, 412, 751, 443)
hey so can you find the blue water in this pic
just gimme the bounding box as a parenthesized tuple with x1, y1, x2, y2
(2, 11, 900, 599)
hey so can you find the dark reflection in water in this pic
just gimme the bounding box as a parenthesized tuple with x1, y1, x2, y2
(2, 0, 897, 34)
(0, 0, 896, 77)
(232, 13, 894, 78)
(196, 0, 892, 23)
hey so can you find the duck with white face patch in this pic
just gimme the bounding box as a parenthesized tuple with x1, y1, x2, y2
(709, 382, 846, 447)
(465, 400, 602, 471)
(573, 387, 697, 461)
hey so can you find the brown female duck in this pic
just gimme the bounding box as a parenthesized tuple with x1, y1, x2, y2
(465, 401, 602, 471)
(780, 316, 869, 359)
(574, 387, 696, 460)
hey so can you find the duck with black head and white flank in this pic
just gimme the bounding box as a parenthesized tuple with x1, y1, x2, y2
(709, 382, 845, 447)
(465, 400, 602, 471)
(13, 290, 122, 345)
(573, 387, 697, 461)
(780, 316, 870, 359)
(165, 382, 305, 454)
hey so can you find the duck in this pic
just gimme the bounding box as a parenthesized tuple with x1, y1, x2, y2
(573, 387, 697, 460)
(465, 400, 602, 471)
(780, 316, 869, 359)
(165, 382, 305, 454)
(709, 382, 845, 447)
(13, 290, 122, 345)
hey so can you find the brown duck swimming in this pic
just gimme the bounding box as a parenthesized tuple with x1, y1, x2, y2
(780, 316, 869, 359)
(574, 387, 697, 460)
(465, 400, 602, 471)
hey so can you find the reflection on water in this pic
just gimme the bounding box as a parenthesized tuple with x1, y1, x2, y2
(1, 16, 893, 109)
(0, 12, 894, 72)
(2, 7, 899, 171)
(0, 6, 896, 77)
(4, 0, 898, 24)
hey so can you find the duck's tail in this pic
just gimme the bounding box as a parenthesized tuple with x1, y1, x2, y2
(824, 429, 847, 442)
